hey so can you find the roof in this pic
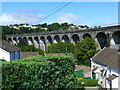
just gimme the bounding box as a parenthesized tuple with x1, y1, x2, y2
(92, 47, 120, 71)
(22, 52, 39, 58)
(106, 74, 118, 81)
(0, 40, 20, 53)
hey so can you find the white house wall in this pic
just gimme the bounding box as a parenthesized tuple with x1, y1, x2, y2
(0, 48, 10, 62)
(92, 60, 120, 89)
(106, 68, 119, 89)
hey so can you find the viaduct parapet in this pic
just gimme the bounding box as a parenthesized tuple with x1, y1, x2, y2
(6, 25, 120, 51)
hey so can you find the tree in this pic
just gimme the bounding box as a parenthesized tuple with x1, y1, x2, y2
(47, 42, 75, 53)
(18, 38, 28, 46)
(74, 37, 98, 66)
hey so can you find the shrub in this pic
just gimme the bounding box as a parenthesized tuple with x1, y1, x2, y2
(47, 42, 75, 53)
(85, 79, 98, 86)
(74, 37, 97, 65)
(0, 59, 7, 62)
(34, 48, 44, 55)
(2, 55, 77, 89)
(77, 79, 98, 87)
(84, 60, 91, 67)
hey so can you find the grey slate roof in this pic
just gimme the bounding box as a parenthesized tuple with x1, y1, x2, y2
(106, 74, 118, 81)
(0, 40, 20, 53)
(92, 47, 120, 71)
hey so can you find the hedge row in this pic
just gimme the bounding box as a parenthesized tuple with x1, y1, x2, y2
(2, 55, 77, 89)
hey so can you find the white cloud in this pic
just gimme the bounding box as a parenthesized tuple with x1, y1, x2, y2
(56, 13, 80, 24)
(0, 11, 44, 25)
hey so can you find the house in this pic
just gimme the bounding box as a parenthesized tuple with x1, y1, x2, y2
(68, 26, 89, 31)
(0, 40, 21, 61)
(91, 45, 120, 89)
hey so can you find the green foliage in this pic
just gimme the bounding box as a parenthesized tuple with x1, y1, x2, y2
(47, 42, 75, 53)
(35, 48, 44, 55)
(2, 23, 77, 40)
(2, 55, 77, 89)
(74, 37, 98, 66)
(17, 45, 34, 52)
(77, 79, 98, 87)
(18, 38, 28, 46)
(0, 59, 7, 62)
(16, 45, 44, 55)
(84, 60, 91, 67)
(85, 79, 98, 86)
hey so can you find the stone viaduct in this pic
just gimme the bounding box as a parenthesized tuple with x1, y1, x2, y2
(6, 25, 120, 51)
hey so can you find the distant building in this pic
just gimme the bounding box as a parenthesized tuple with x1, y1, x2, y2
(9, 24, 37, 29)
(68, 26, 88, 31)
(91, 45, 120, 89)
(0, 40, 21, 61)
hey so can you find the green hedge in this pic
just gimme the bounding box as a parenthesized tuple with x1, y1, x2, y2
(2, 55, 77, 89)
(0, 59, 7, 62)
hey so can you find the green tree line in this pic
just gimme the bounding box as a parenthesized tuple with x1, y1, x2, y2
(47, 37, 98, 66)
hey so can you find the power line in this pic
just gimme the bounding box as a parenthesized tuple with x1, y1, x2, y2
(31, 2, 66, 24)
(32, 1, 73, 24)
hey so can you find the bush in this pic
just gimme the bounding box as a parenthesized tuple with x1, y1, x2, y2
(35, 48, 44, 55)
(0, 59, 7, 62)
(85, 79, 98, 86)
(74, 37, 97, 65)
(16, 45, 44, 55)
(84, 60, 91, 67)
(2, 55, 77, 89)
(47, 42, 75, 53)
(77, 79, 98, 87)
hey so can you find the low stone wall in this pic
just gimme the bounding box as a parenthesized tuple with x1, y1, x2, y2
(22, 52, 39, 58)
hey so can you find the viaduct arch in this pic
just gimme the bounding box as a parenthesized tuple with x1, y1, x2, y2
(6, 25, 120, 51)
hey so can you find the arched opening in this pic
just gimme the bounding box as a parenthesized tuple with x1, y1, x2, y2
(112, 31, 120, 45)
(71, 34, 80, 44)
(28, 37, 33, 45)
(96, 32, 106, 49)
(46, 36, 52, 45)
(83, 33, 92, 39)
(13, 37, 17, 45)
(53, 35, 60, 43)
(40, 36, 46, 51)
(61, 35, 69, 42)
(18, 37, 22, 40)
(23, 37, 27, 40)
(8, 37, 12, 44)
(34, 36, 39, 48)
(18, 37, 22, 43)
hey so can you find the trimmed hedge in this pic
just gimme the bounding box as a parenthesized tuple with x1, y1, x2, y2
(2, 55, 77, 89)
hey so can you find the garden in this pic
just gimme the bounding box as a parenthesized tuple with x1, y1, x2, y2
(75, 70, 98, 88)
(2, 55, 78, 88)
(1, 37, 99, 88)
(1, 55, 99, 89)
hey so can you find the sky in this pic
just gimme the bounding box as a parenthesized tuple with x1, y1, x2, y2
(0, 1, 119, 27)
